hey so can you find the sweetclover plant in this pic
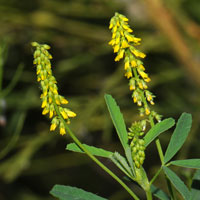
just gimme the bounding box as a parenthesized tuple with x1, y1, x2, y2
(31, 13, 200, 200)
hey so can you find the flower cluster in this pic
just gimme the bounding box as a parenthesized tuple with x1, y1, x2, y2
(32, 42, 76, 135)
(128, 121, 146, 168)
(109, 12, 161, 120)
(109, 13, 162, 168)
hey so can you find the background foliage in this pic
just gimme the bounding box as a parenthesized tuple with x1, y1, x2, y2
(0, 0, 200, 199)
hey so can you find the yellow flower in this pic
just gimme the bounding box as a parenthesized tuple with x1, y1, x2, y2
(125, 71, 132, 79)
(109, 23, 113, 29)
(115, 37, 120, 45)
(114, 44, 120, 53)
(41, 98, 47, 108)
(66, 110, 76, 117)
(42, 107, 49, 115)
(121, 40, 130, 48)
(138, 71, 149, 79)
(119, 15, 129, 21)
(60, 97, 68, 104)
(50, 123, 57, 131)
(108, 39, 115, 46)
(60, 127, 66, 135)
(115, 49, 124, 62)
(145, 107, 150, 115)
(61, 110, 68, 119)
(124, 60, 130, 70)
(131, 60, 137, 67)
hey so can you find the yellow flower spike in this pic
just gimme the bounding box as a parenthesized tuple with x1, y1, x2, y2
(32, 42, 76, 135)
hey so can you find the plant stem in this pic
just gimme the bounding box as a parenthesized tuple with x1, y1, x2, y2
(150, 167, 162, 185)
(149, 114, 164, 164)
(149, 111, 175, 199)
(146, 189, 152, 200)
(53, 99, 140, 200)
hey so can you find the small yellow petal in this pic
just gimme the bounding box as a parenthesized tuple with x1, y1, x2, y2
(131, 60, 137, 67)
(125, 71, 132, 79)
(49, 110, 54, 118)
(60, 128, 66, 135)
(121, 40, 130, 48)
(60, 98, 68, 104)
(145, 107, 150, 115)
(114, 44, 120, 53)
(42, 108, 49, 115)
(41, 99, 47, 108)
(124, 61, 130, 70)
(113, 25, 117, 33)
(66, 110, 76, 118)
(61, 111, 68, 119)
(109, 23, 113, 29)
(50, 123, 57, 131)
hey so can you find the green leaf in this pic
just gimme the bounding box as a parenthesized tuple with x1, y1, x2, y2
(190, 169, 200, 200)
(50, 185, 107, 200)
(151, 184, 170, 200)
(164, 113, 192, 164)
(170, 159, 200, 169)
(110, 152, 134, 177)
(163, 166, 191, 200)
(104, 94, 128, 151)
(144, 118, 175, 147)
(66, 143, 113, 158)
(104, 94, 135, 175)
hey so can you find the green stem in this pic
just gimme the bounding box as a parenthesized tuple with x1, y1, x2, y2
(150, 167, 162, 185)
(53, 99, 140, 200)
(149, 113, 165, 164)
(146, 189, 152, 200)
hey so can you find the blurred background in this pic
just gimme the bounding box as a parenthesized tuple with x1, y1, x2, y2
(0, 0, 200, 199)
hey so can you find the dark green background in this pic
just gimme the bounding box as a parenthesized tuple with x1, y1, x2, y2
(0, 0, 200, 199)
